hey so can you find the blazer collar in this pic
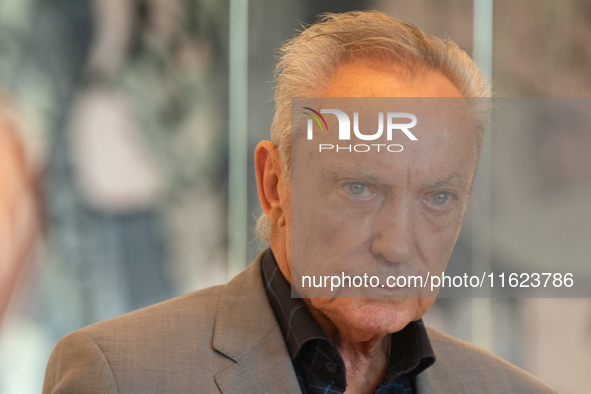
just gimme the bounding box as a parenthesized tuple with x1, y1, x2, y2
(213, 251, 301, 393)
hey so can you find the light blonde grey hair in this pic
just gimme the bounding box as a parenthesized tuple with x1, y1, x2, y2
(256, 10, 491, 242)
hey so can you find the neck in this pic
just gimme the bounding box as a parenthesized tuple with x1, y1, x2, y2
(337, 336, 389, 394)
(303, 299, 390, 393)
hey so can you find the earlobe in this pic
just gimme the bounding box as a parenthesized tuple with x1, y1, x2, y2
(255, 141, 286, 227)
(270, 206, 285, 226)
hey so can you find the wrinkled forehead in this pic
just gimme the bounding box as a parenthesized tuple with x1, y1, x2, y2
(290, 97, 479, 194)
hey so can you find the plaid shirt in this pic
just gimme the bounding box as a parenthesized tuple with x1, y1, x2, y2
(261, 249, 435, 394)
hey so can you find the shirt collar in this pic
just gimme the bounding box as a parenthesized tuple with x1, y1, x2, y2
(261, 248, 328, 358)
(261, 248, 436, 379)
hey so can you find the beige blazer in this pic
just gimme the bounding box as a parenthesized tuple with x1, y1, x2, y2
(43, 252, 557, 394)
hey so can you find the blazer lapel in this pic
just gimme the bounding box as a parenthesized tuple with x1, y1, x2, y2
(213, 252, 301, 393)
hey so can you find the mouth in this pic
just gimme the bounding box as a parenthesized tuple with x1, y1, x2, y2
(362, 284, 416, 297)
(326, 282, 418, 299)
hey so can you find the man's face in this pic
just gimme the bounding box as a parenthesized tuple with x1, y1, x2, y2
(267, 61, 479, 342)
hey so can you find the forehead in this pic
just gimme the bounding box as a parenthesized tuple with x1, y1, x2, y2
(292, 95, 477, 194)
(294, 104, 477, 190)
(291, 61, 477, 193)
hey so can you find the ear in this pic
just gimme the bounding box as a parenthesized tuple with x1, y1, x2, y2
(255, 141, 287, 227)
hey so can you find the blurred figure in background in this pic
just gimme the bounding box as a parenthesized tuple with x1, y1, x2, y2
(0, 1, 227, 390)
(0, 96, 39, 326)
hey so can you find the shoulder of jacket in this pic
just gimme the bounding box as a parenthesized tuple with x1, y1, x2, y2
(76, 284, 226, 341)
(424, 326, 558, 393)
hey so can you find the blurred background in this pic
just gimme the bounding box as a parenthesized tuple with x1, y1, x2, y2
(0, 0, 589, 393)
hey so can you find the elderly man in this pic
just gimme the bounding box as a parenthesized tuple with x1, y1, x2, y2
(43, 11, 556, 394)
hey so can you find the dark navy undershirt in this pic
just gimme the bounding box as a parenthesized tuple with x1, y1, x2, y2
(261, 249, 435, 394)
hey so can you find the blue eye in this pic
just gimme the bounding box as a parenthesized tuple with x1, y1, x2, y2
(348, 183, 366, 195)
(343, 182, 373, 199)
(432, 192, 450, 205)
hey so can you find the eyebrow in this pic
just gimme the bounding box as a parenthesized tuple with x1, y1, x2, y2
(318, 162, 469, 191)
(420, 173, 466, 190)
(322, 166, 392, 185)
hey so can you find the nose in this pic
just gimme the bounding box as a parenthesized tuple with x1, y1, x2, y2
(369, 196, 418, 265)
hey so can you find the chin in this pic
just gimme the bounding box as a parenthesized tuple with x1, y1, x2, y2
(309, 297, 435, 342)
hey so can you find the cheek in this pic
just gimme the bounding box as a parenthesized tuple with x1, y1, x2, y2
(293, 191, 370, 256)
(417, 209, 465, 259)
